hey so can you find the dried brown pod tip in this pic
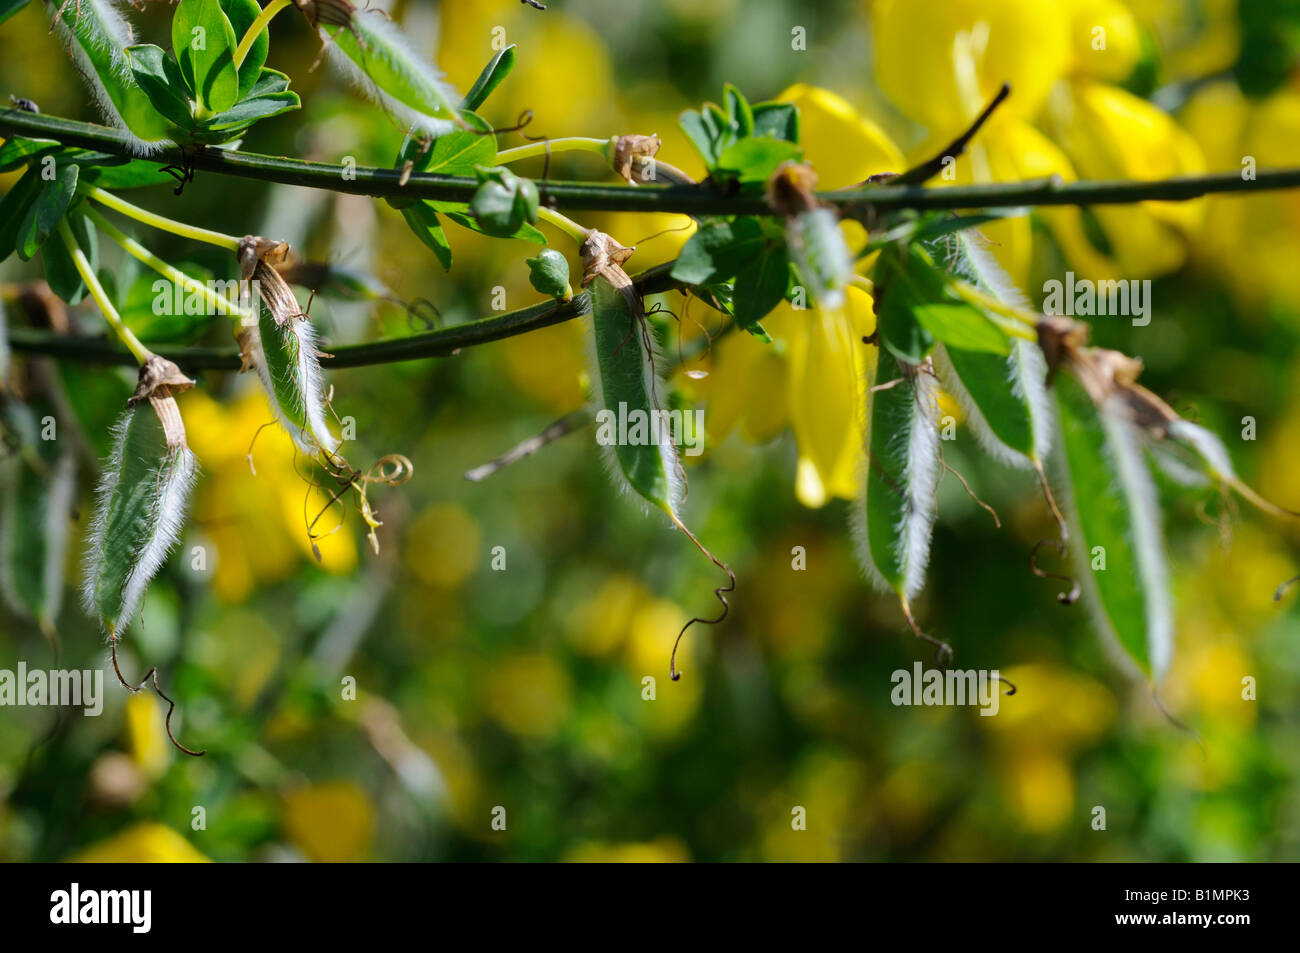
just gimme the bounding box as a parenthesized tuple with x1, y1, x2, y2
(765, 160, 819, 217)
(128, 355, 194, 410)
(611, 134, 661, 185)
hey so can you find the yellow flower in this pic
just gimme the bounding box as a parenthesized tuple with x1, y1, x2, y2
(184, 389, 357, 602)
(776, 85, 904, 186)
(564, 837, 690, 863)
(871, 0, 1071, 133)
(67, 823, 209, 863)
(872, 0, 1206, 281)
(688, 85, 892, 508)
(281, 781, 375, 863)
(1181, 80, 1300, 314)
(1045, 79, 1206, 277)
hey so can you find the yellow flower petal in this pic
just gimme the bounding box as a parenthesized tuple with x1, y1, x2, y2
(776, 84, 904, 187)
(68, 823, 209, 863)
(872, 0, 1071, 133)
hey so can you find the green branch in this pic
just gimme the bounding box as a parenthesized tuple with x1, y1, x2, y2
(7, 263, 680, 372)
(4, 109, 1300, 215)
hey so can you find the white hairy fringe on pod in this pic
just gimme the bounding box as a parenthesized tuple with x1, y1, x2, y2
(244, 310, 341, 456)
(46, 0, 165, 155)
(851, 359, 942, 600)
(935, 230, 1053, 468)
(583, 279, 685, 518)
(1062, 395, 1174, 681)
(320, 2, 461, 139)
(81, 408, 198, 636)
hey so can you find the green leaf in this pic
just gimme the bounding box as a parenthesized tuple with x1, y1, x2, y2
(402, 111, 496, 176)
(470, 167, 539, 238)
(461, 45, 516, 111)
(198, 68, 299, 132)
(715, 138, 802, 183)
(855, 354, 940, 600)
(589, 274, 680, 516)
(913, 301, 1008, 354)
(0, 401, 75, 631)
(83, 404, 198, 638)
(723, 84, 754, 139)
(126, 45, 197, 129)
(0, 166, 42, 262)
(678, 109, 722, 168)
(1056, 373, 1173, 681)
(444, 210, 544, 244)
(0, 0, 32, 27)
(730, 245, 789, 340)
(40, 208, 97, 305)
(17, 161, 78, 261)
(401, 202, 452, 270)
(525, 248, 571, 299)
(670, 217, 768, 285)
(220, 0, 269, 98)
(174, 0, 241, 114)
(390, 111, 495, 211)
(82, 159, 178, 190)
(0, 137, 60, 173)
(750, 101, 799, 143)
(872, 241, 1007, 359)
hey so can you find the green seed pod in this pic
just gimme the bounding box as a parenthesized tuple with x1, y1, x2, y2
(785, 206, 852, 310)
(584, 234, 682, 517)
(526, 248, 572, 301)
(307, 1, 461, 137)
(238, 237, 339, 456)
(932, 233, 1052, 469)
(83, 399, 198, 638)
(853, 354, 941, 602)
(242, 301, 340, 456)
(0, 401, 76, 636)
(1055, 373, 1172, 681)
(47, 0, 174, 149)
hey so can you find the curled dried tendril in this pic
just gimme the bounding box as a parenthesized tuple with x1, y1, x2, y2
(109, 638, 205, 758)
(305, 451, 414, 558)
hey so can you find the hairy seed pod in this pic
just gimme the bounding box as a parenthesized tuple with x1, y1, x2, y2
(853, 354, 941, 602)
(1055, 373, 1172, 682)
(238, 236, 339, 455)
(583, 232, 682, 516)
(83, 397, 198, 638)
(932, 232, 1052, 470)
(303, 0, 461, 137)
(46, 0, 172, 150)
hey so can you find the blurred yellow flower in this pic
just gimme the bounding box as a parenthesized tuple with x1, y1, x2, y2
(404, 503, 483, 589)
(123, 692, 169, 779)
(184, 389, 356, 603)
(281, 781, 375, 863)
(1182, 80, 1300, 315)
(1005, 751, 1075, 833)
(484, 652, 573, 738)
(68, 823, 208, 863)
(872, 0, 1205, 281)
(695, 285, 876, 508)
(564, 837, 690, 862)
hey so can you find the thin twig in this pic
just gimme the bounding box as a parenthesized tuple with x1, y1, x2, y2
(3, 110, 1300, 215)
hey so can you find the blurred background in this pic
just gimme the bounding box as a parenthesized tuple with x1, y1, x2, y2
(2, 0, 1300, 862)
